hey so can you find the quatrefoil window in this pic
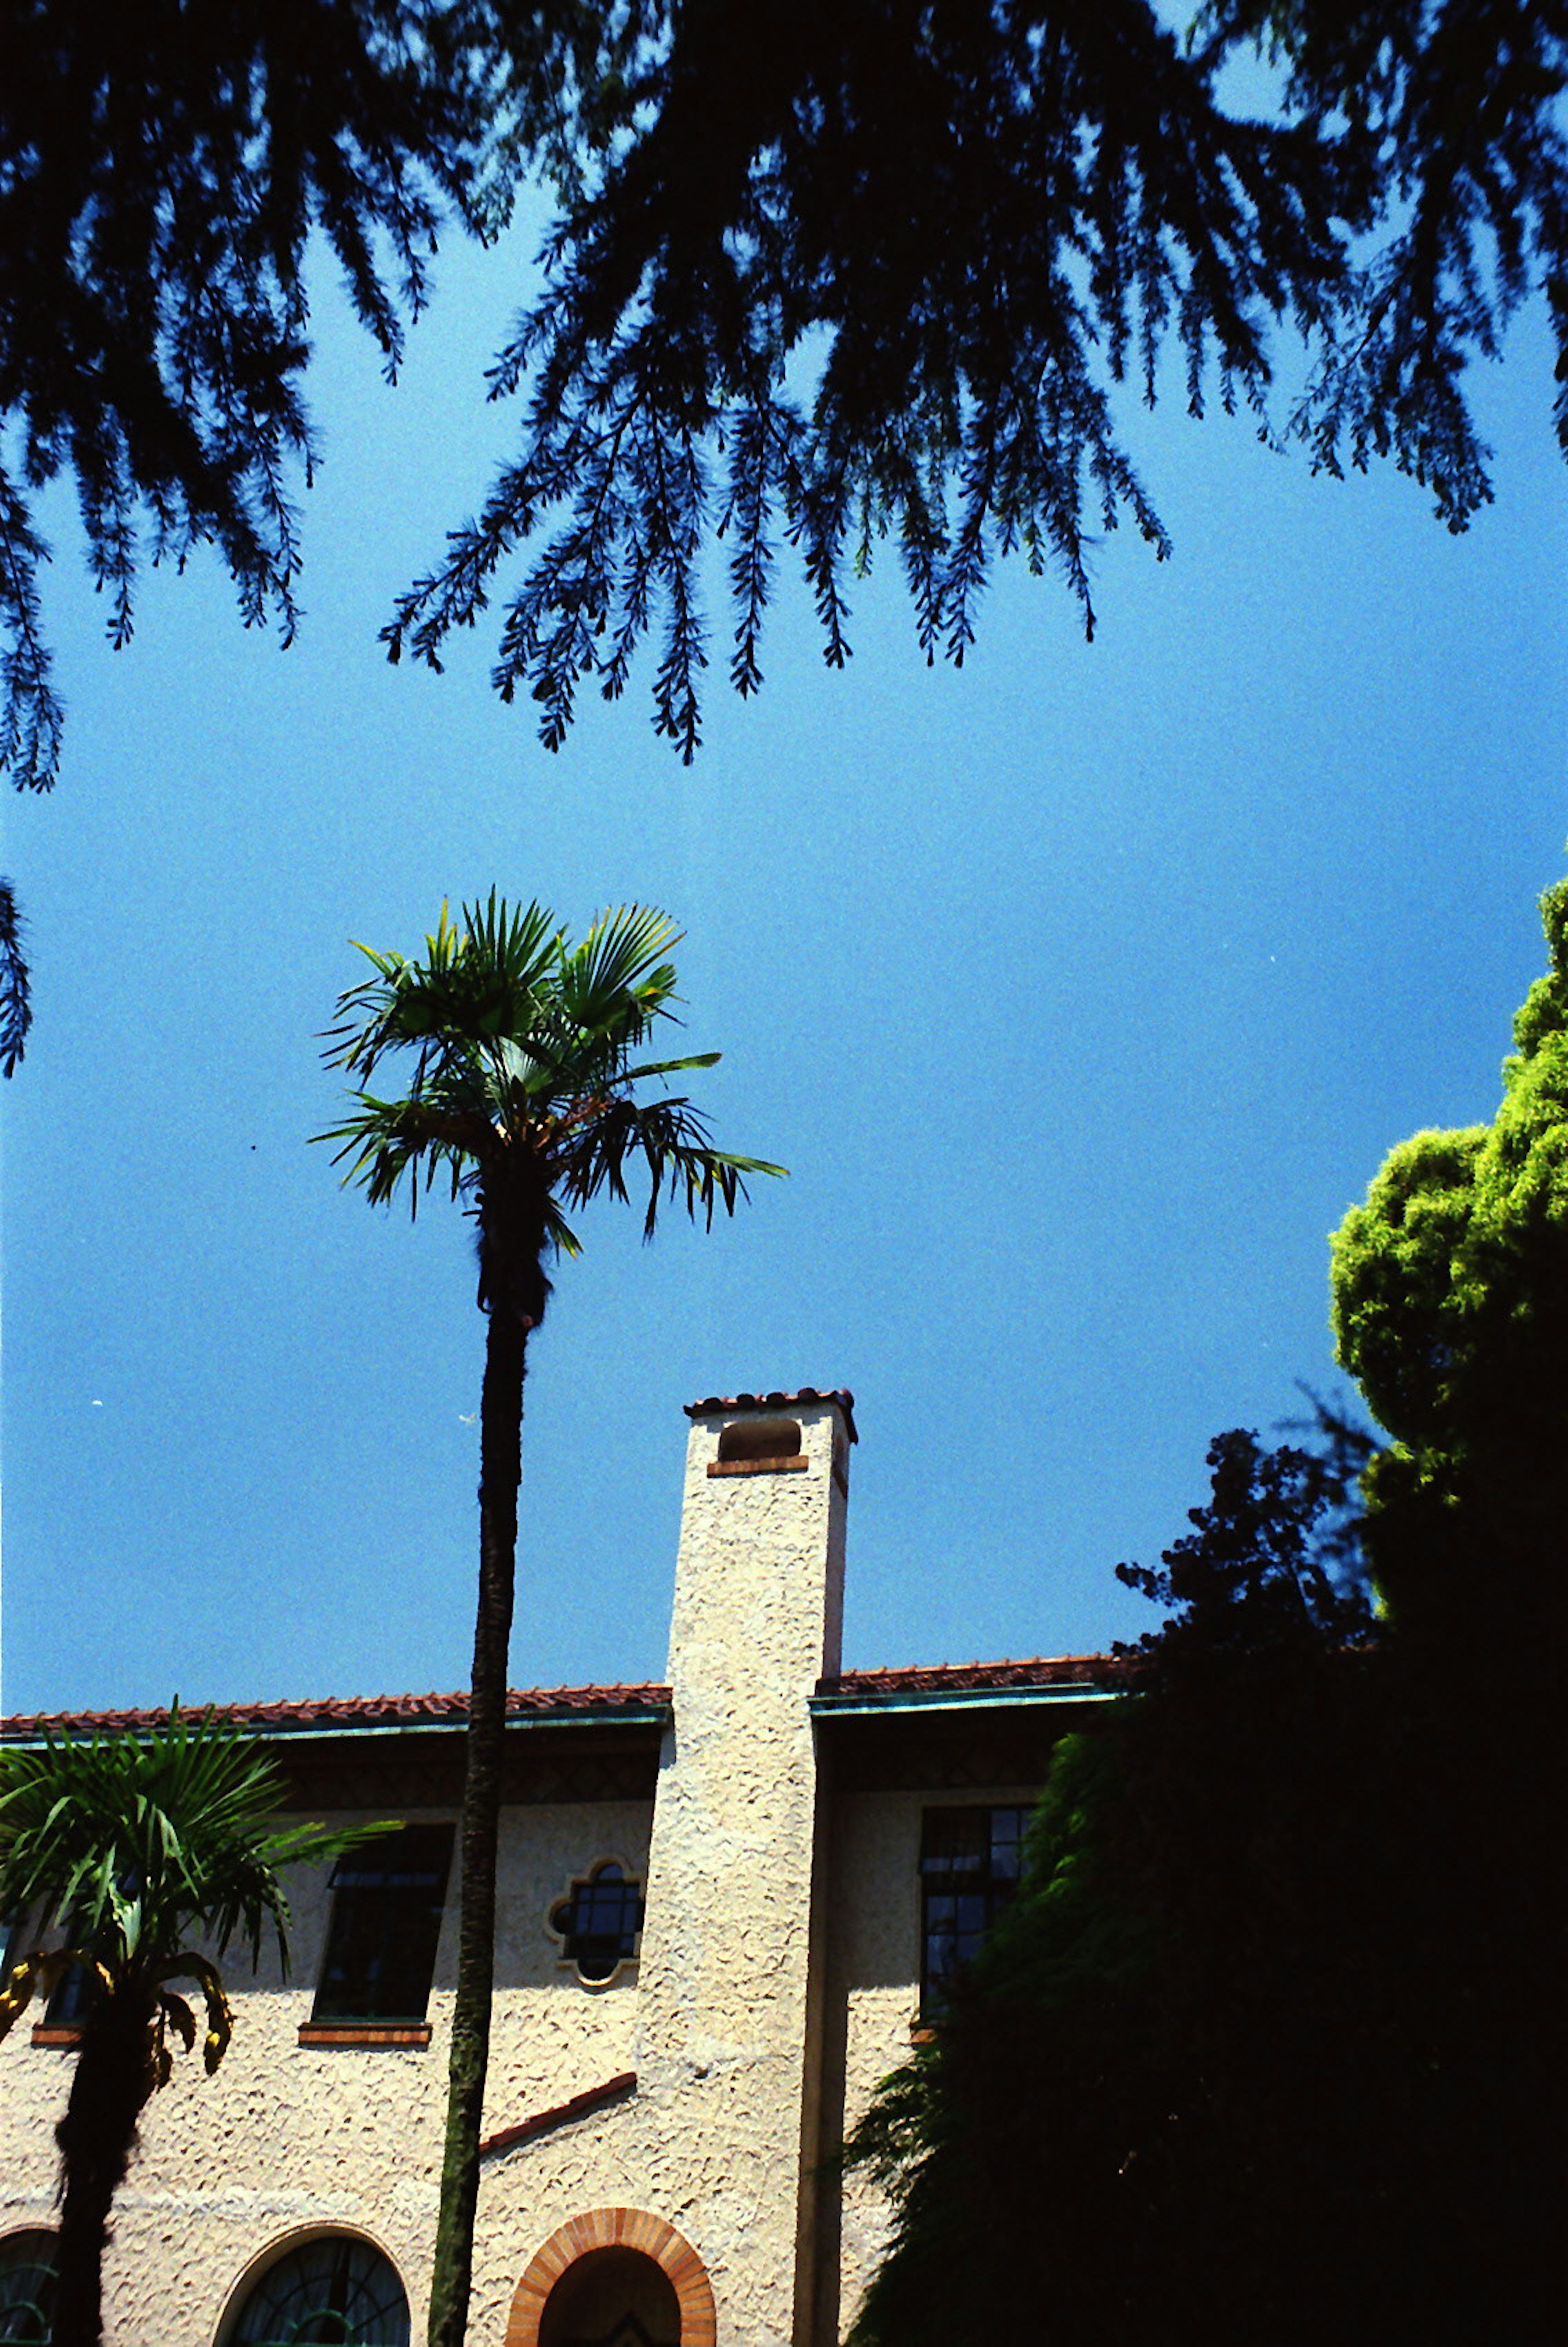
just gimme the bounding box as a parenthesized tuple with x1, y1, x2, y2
(548, 1860, 645, 1984)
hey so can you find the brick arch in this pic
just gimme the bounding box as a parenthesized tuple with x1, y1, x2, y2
(506, 2209, 716, 2347)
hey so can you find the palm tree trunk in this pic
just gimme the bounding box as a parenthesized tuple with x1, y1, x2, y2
(428, 1296, 528, 2347)
(53, 1988, 153, 2347)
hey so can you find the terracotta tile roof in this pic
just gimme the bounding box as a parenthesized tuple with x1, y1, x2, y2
(685, 1386, 857, 1440)
(0, 1658, 1127, 1743)
(819, 1654, 1132, 1698)
(0, 1682, 673, 1742)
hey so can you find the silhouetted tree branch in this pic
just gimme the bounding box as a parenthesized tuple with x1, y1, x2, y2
(390, 0, 1568, 758)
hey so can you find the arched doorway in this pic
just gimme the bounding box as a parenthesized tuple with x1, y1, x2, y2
(507, 2212, 714, 2347)
(539, 2247, 677, 2347)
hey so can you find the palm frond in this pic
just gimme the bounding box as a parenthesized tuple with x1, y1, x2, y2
(618, 1052, 723, 1083)
(322, 896, 563, 1080)
(552, 1091, 788, 1236)
(0, 1708, 385, 1984)
(554, 904, 684, 1042)
(316, 1091, 500, 1214)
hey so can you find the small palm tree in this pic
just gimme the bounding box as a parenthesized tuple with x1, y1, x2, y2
(318, 896, 783, 2347)
(0, 1709, 372, 2347)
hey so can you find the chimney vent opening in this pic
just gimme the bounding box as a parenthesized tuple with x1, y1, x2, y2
(717, 1416, 802, 1464)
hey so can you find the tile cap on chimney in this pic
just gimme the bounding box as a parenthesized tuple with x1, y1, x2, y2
(684, 1387, 857, 1443)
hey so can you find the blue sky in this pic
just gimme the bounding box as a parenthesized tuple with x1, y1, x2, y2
(3, 208, 1564, 1717)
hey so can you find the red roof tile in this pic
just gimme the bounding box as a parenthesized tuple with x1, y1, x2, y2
(0, 1657, 1129, 1743)
(0, 1683, 672, 1741)
(685, 1386, 857, 1439)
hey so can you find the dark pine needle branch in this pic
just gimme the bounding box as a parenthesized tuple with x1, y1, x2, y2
(384, 0, 1568, 761)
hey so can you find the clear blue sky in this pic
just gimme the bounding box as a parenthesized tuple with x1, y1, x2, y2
(3, 206, 1564, 1717)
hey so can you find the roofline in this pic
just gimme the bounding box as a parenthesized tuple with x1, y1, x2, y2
(193, 1704, 674, 1746)
(0, 1696, 673, 1749)
(684, 1386, 857, 1442)
(811, 1682, 1121, 1718)
(0, 1655, 1130, 1746)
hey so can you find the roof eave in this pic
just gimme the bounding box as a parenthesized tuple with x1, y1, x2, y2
(810, 1682, 1122, 1718)
(0, 1701, 674, 1750)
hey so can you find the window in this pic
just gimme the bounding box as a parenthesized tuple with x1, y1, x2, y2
(226, 2234, 409, 2346)
(42, 1950, 97, 2032)
(548, 1862, 644, 1983)
(920, 1806, 1029, 2013)
(312, 1826, 453, 2024)
(0, 1914, 25, 1981)
(33, 1908, 102, 2034)
(0, 2231, 57, 2344)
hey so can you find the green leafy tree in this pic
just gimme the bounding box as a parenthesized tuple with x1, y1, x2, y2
(852, 859, 1568, 2340)
(1331, 874, 1568, 1649)
(0, 1709, 370, 2347)
(847, 1426, 1415, 2347)
(1327, 877, 1568, 2309)
(318, 894, 782, 2347)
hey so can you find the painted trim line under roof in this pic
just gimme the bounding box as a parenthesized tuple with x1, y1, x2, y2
(811, 1681, 1120, 1716)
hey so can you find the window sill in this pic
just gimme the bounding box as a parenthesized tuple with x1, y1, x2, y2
(707, 1456, 807, 1477)
(298, 2022, 432, 2048)
(31, 2026, 82, 2049)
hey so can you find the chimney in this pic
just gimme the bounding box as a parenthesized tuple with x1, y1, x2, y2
(633, 1388, 855, 2346)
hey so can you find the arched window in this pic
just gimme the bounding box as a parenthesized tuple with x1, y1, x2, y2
(224, 2234, 409, 2346)
(539, 2248, 679, 2347)
(0, 2231, 57, 2345)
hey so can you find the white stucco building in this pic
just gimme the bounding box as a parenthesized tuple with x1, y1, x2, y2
(0, 1387, 1120, 2346)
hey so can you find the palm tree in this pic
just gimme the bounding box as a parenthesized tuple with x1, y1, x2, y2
(318, 896, 783, 2347)
(0, 1708, 371, 2347)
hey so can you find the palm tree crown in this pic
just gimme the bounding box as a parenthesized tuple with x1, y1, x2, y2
(319, 895, 783, 1323)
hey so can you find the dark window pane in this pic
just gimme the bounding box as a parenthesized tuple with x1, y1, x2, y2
(551, 1863, 644, 1982)
(42, 1911, 101, 2030)
(920, 1809, 991, 1875)
(920, 1804, 1034, 2015)
(230, 2235, 408, 2346)
(313, 1826, 452, 2024)
(990, 1808, 1027, 1879)
(43, 1963, 97, 2028)
(0, 2231, 58, 2345)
